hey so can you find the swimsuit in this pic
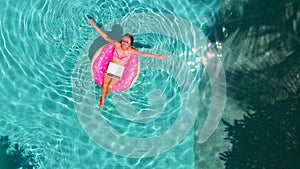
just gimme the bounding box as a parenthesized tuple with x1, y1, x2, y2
(113, 50, 130, 63)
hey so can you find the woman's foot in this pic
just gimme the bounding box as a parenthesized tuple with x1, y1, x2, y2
(99, 102, 104, 109)
(98, 96, 104, 109)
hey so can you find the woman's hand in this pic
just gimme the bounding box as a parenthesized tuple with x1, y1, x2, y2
(158, 55, 167, 60)
(88, 19, 96, 27)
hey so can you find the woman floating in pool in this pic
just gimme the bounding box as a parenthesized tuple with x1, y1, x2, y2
(88, 19, 166, 109)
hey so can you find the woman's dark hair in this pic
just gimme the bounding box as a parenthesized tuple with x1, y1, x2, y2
(123, 33, 134, 44)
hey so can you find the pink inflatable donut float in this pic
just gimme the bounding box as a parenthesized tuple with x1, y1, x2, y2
(91, 43, 139, 92)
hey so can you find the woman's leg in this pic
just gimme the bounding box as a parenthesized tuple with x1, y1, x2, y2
(100, 74, 112, 108)
(105, 78, 119, 97)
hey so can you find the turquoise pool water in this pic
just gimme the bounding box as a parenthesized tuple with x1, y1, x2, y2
(1, 0, 299, 168)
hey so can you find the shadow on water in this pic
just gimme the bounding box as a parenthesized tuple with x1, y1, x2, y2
(216, 0, 299, 34)
(88, 23, 123, 60)
(0, 136, 36, 169)
(211, 0, 300, 168)
(220, 55, 300, 169)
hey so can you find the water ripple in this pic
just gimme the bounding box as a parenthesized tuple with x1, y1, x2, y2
(1, 0, 223, 168)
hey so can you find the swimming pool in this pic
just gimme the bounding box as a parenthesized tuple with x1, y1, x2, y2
(1, 0, 299, 168)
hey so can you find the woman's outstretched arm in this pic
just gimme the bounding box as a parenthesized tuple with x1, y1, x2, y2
(88, 19, 118, 45)
(134, 50, 167, 60)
